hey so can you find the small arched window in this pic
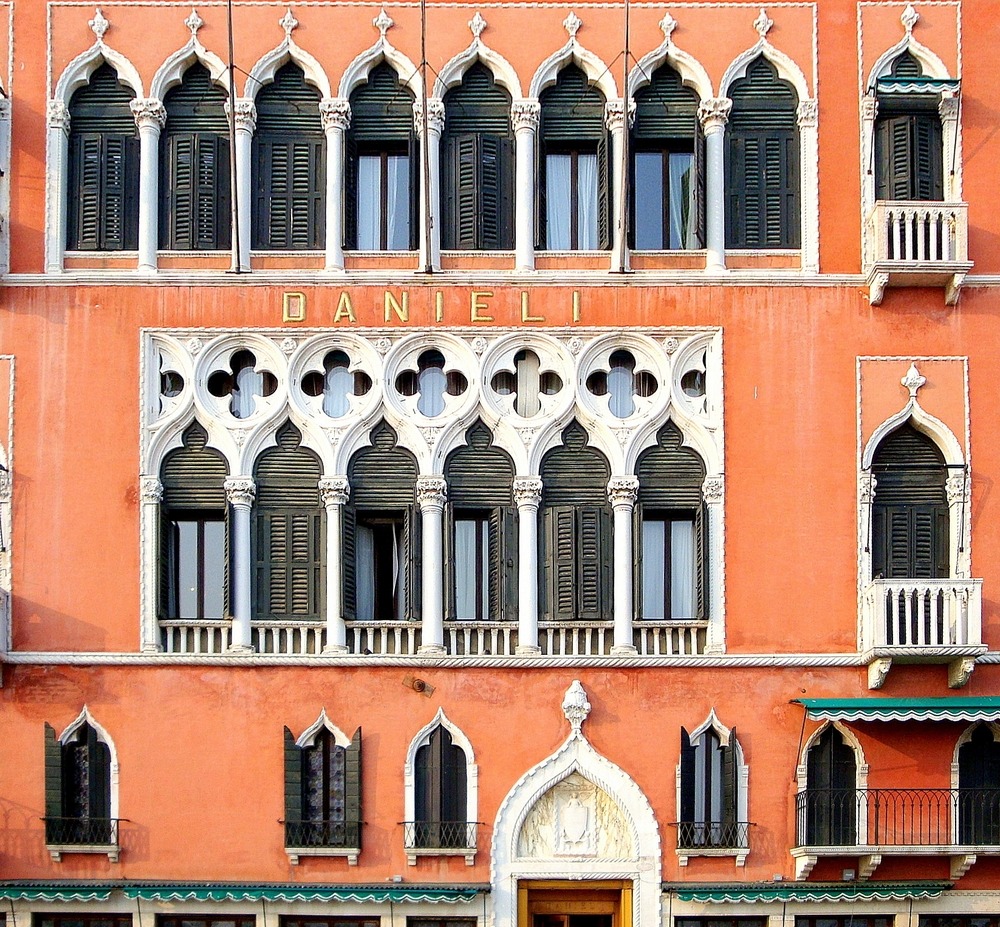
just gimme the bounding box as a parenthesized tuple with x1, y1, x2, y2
(958, 724, 1000, 846)
(804, 726, 857, 846)
(679, 720, 745, 850)
(414, 725, 469, 848)
(44, 719, 114, 848)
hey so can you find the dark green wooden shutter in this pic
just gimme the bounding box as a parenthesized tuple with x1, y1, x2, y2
(168, 134, 196, 249)
(343, 133, 359, 249)
(487, 507, 502, 620)
(345, 726, 362, 846)
(597, 130, 610, 250)
(87, 725, 110, 819)
(680, 727, 695, 822)
(404, 504, 422, 622)
(578, 506, 609, 620)
(342, 502, 356, 621)
(284, 726, 302, 839)
(408, 132, 420, 250)
(44, 723, 64, 825)
(693, 121, 706, 248)
(695, 502, 708, 620)
(875, 113, 943, 201)
(448, 134, 479, 249)
(722, 728, 737, 825)
(501, 506, 518, 621)
(480, 135, 502, 249)
(71, 134, 103, 249)
(547, 506, 576, 620)
(196, 135, 228, 249)
(443, 504, 456, 621)
(254, 138, 325, 249)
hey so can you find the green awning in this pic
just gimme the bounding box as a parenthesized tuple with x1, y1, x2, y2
(0, 886, 114, 902)
(795, 697, 1000, 722)
(664, 881, 950, 903)
(119, 884, 486, 903)
(876, 77, 960, 95)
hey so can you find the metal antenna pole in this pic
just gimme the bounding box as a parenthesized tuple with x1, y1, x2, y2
(420, 0, 433, 273)
(227, 0, 242, 273)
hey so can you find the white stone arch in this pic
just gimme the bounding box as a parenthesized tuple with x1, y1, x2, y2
(492, 682, 661, 927)
(246, 37, 332, 100)
(335, 414, 431, 483)
(862, 399, 964, 470)
(59, 706, 121, 821)
(403, 708, 478, 842)
(866, 35, 951, 91)
(54, 43, 144, 102)
(150, 39, 228, 100)
(433, 411, 517, 477)
(624, 411, 719, 477)
(627, 39, 712, 102)
(796, 721, 869, 793)
(145, 412, 239, 480)
(719, 40, 810, 101)
(528, 38, 618, 100)
(240, 410, 335, 479)
(433, 39, 522, 100)
(296, 708, 351, 749)
(338, 39, 421, 101)
(529, 413, 622, 475)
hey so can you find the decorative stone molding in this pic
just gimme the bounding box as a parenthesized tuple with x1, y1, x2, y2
(224, 476, 256, 508)
(562, 680, 591, 736)
(946, 472, 969, 505)
(861, 96, 878, 120)
(563, 11, 582, 39)
(319, 477, 350, 507)
(604, 99, 635, 131)
(702, 476, 724, 503)
(130, 98, 166, 130)
(279, 7, 298, 38)
(796, 98, 818, 128)
(413, 99, 446, 136)
(511, 100, 540, 132)
(468, 11, 487, 40)
(140, 476, 164, 504)
(901, 2, 919, 37)
(858, 472, 876, 504)
(867, 656, 892, 690)
(901, 361, 926, 398)
(513, 477, 543, 508)
(47, 100, 71, 132)
(415, 476, 447, 510)
(753, 8, 773, 39)
(938, 91, 959, 122)
(184, 8, 204, 38)
(319, 98, 351, 131)
(89, 7, 110, 41)
(606, 476, 638, 508)
(948, 656, 977, 689)
(659, 11, 677, 43)
(698, 97, 732, 130)
(373, 7, 394, 38)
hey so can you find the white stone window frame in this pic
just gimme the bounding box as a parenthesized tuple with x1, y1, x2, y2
(673, 708, 750, 867)
(50, 706, 121, 862)
(403, 707, 479, 865)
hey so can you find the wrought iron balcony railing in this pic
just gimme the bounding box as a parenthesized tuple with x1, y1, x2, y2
(283, 819, 361, 849)
(402, 820, 477, 850)
(795, 788, 1000, 848)
(674, 820, 751, 850)
(44, 816, 119, 846)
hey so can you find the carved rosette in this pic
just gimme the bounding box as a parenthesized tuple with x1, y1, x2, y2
(562, 679, 591, 736)
(130, 98, 167, 130)
(604, 100, 635, 132)
(698, 97, 732, 130)
(414, 99, 446, 136)
(224, 476, 256, 508)
(511, 101, 541, 133)
(140, 476, 164, 504)
(946, 472, 969, 505)
(227, 99, 257, 134)
(513, 477, 543, 509)
(320, 98, 352, 132)
(319, 477, 350, 507)
(416, 476, 448, 511)
(797, 98, 818, 128)
(607, 476, 638, 509)
(47, 100, 71, 133)
(702, 475, 724, 503)
(859, 472, 877, 503)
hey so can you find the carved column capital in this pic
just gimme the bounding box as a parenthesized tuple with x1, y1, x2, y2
(797, 98, 818, 128)
(698, 97, 732, 130)
(513, 477, 543, 509)
(607, 476, 639, 509)
(511, 100, 541, 133)
(319, 476, 351, 507)
(47, 99, 70, 133)
(947, 472, 970, 505)
(226, 98, 257, 134)
(0, 468, 11, 502)
(224, 476, 256, 508)
(939, 91, 960, 123)
(604, 99, 635, 132)
(702, 475, 724, 503)
(414, 99, 446, 137)
(859, 472, 877, 504)
(130, 98, 166, 130)
(140, 475, 164, 504)
(320, 97, 352, 132)
(416, 476, 448, 511)
(861, 96, 879, 121)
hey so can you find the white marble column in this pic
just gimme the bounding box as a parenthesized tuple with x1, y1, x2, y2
(416, 477, 447, 654)
(513, 477, 543, 654)
(225, 476, 256, 653)
(0, 99, 11, 275)
(698, 97, 732, 274)
(229, 98, 256, 272)
(140, 476, 164, 652)
(45, 100, 71, 274)
(939, 91, 961, 201)
(415, 99, 445, 271)
(130, 98, 166, 274)
(512, 100, 540, 272)
(797, 98, 819, 273)
(319, 477, 350, 652)
(320, 98, 351, 272)
(608, 476, 639, 654)
(702, 474, 725, 654)
(605, 100, 633, 273)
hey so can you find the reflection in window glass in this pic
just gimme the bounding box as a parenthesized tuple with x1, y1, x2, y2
(642, 515, 695, 619)
(356, 518, 404, 621)
(455, 515, 489, 620)
(546, 152, 598, 250)
(172, 517, 225, 619)
(634, 152, 664, 250)
(633, 150, 695, 249)
(358, 153, 410, 251)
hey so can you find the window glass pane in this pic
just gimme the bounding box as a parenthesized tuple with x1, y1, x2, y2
(642, 519, 666, 619)
(357, 155, 381, 250)
(634, 152, 664, 249)
(515, 350, 540, 417)
(386, 154, 410, 250)
(669, 151, 694, 249)
(418, 363, 447, 416)
(607, 354, 634, 418)
(356, 523, 375, 621)
(577, 153, 598, 250)
(671, 518, 696, 618)
(176, 520, 199, 619)
(202, 520, 225, 618)
(324, 355, 353, 418)
(454, 518, 477, 620)
(546, 154, 571, 249)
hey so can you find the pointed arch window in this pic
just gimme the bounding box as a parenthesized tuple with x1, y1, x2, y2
(252, 422, 324, 624)
(678, 719, 747, 851)
(441, 63, 514, 250)
(725, 56, 800, 249)
(538, 65, 608, 251)
(346, 63, 417, 251)
(957, 724, 1000, 846)
(160, 63, 231, 250)
(67, 63, 139, 251)
(253, 63, 325, 250)
(413, 725, 470, 849)
(631, 63, 703, 250)
(801, 726, 857, 846)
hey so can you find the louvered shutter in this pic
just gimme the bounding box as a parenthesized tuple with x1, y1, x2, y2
(71, 134, 103, 249)
(695, 502, 708, 620)
(284, 726, 302, 844)
(101, 136, 131, 249)
(597, 130, 611, 250)
(87, 725, 110, 820)
(343, 134, 359, 249)
(195, 135, 228, 249)
(258, 139, 324, 249)
(577, 506, 608, 620)
(44, 724, 64, 834)
(501, 506, 518, 621)
(535, 137, 547, 250)
(408, 132, 420, 250)
(342, 503, 357, 621)
(876, 113, 943, 202)
(405, 504, 422, 622)
(455, 134, 479, 249)
(914, 115, 943, 200)
(726, 133, 750, 247)
(167, 134, 195, 250)
(766, 132, 799, 247)
(548, 506, 577, 620)
(722, 728, 737, 826)
(633, 504, 644, 620)
(680, 727, 696, 822)
(693, 121, 706, 248)
(480, 135, 501, 248)
(487, 508, 502, 620)
(158, 510, 173, 620)
(443, 504, 456, 621)
(345, 727, 362, 847)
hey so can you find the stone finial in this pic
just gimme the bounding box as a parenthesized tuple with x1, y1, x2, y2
(660, 12, 677, 43)
(469, 11, 487, 40)
(753, 7, 773, 39)
(563, 12, 582, 40)
(89, 7, 110, 41)
(563, 680, 592, 736)
(184, 8, 204, 38)
(901, 362, 926, 399)
(901, 2, 919, 37)
(373, 7, 394, 39)
(279, 8, 298, 39)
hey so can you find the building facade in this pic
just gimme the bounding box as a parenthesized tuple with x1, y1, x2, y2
(0, 1, 997, 927)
